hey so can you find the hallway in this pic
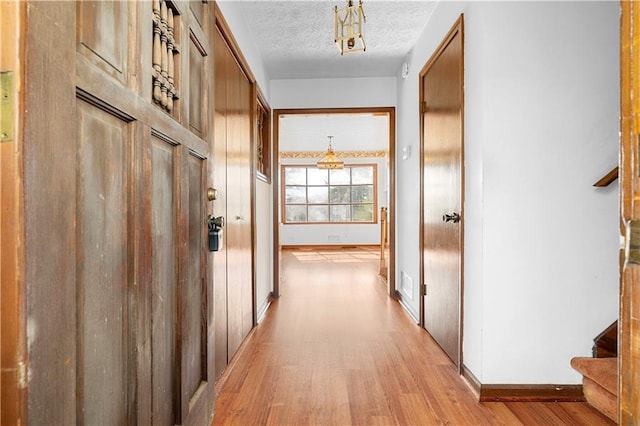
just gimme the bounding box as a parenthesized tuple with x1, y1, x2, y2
(212, 248, 612, 425)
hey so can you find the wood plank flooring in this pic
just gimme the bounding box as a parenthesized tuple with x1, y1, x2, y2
(213, 247, 613, 425)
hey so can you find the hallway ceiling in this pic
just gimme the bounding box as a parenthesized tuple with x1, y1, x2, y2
(233, 1, 438, 79)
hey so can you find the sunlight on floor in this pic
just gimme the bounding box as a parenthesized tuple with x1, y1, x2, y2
(289, 247, 379, 264)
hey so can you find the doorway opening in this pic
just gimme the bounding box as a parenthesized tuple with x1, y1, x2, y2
(272, 108, 396, 299)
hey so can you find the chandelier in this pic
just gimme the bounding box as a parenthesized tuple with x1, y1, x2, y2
(334, 0, 366, 55)
(317, 136, 344, 169)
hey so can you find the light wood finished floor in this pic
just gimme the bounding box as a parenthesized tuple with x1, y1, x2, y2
(213, 248, 613, 425)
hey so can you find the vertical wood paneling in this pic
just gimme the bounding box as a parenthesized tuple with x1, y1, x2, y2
(189, 35, 204, 136)
(185, 153, 205, 399)
(226, 47, 244, 358)
(23, 3, 77, 423)
(1, 2, 25, 425)
(151, 135, 178, 425)
(76, 100, 129, 424)
(213, 27, 230, 379)
(77, 1, 126, 77)
(212, 14, 255, 377)
(190, 1, 205, 28)
(20, 1, 216, 424)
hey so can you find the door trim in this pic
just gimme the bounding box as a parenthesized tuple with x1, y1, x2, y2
(418, 14, 465, 370)
(272, 107, 396, 299)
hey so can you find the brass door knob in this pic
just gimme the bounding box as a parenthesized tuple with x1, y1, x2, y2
(207, 187, 218, 201)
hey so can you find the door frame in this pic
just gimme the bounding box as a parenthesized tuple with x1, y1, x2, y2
(272, 107, 397, 299)
(619, 2, 639, 422)
(418, 15, 465, 369)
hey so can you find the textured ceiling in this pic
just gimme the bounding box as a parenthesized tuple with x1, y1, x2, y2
(236, 1, 438, 79)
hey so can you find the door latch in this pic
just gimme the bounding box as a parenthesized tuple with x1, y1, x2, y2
(208, 215, 224, 252)
(443, 212, 461, 223)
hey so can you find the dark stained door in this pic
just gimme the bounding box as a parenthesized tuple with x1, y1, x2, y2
(212, 22, 255, 379)
(421, 16, 464, 366)
(20, 1, 215, 424)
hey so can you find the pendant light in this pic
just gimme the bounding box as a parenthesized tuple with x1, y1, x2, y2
(317, 136, 344, 169)
(334, 0, 366, 55)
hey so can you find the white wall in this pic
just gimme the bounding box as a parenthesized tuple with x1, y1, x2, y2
(255, 179, 273, 321)
(270, 77, 396, 109)
(397, 1, 620, 384)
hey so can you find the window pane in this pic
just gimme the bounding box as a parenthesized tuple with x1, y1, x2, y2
(329, 168, 350, 185)
(329, 186, 350, 203)
(352, 204, 374, 222)
(283, 165, 377, 224)
(285, 167, 306, 185)
(352, 166, 373, 184)
(351, 185, 373, 203)
(286, 205, 307, 222)
(330, 205, 350, 222)
(307, 168, 329, 185)
(307, 186, 328, 204)
(285, 186, 306, 204)
(308, 205, 328, 222)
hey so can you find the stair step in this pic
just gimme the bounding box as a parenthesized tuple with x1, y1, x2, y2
(570, 357, 617, 394)
(571, 357, 617, 421)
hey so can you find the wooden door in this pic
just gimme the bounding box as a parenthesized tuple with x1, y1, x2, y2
(620, 2, 640, 422)
(213, 26, 231, 379)
(212, 17, 255, 379)
(12, 1, 215, 424)
(420, 16, 464, 366)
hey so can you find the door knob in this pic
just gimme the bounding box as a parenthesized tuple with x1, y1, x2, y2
(443, 212, 461, 223)
(207, 187, 218, 201)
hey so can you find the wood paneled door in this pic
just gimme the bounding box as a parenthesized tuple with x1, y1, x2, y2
(3, 1, 216, 424)
(212, 10, 256, 380)
(420, 16, 464, 367)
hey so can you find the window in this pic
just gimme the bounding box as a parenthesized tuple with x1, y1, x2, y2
(282, 164, 377, 224)
(256, 93, 271, 182)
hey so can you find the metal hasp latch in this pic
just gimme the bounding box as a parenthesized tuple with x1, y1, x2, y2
(626, 220, 640, 265)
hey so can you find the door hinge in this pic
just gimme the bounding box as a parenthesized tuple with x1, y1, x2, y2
(421, 283, 427, 296)
(626, 220, 640, 264)
(421, 101, 427, 114)
(1, 71, 14, 143)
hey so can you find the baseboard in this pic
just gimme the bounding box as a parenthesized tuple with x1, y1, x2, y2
(459, 365, 584, 402)
(479, 384, 584, 402)
(256, 293, 274, 324)
(461, 364, 481, 398)
(397, 295, 419, 324)
(214, 326, 258, 397)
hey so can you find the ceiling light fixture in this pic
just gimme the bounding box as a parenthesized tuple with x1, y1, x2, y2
(317, 136, 344, 169)
(334, 0, 366, 55)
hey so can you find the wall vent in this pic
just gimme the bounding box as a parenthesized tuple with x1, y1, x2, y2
(401, 271, 413, 300)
